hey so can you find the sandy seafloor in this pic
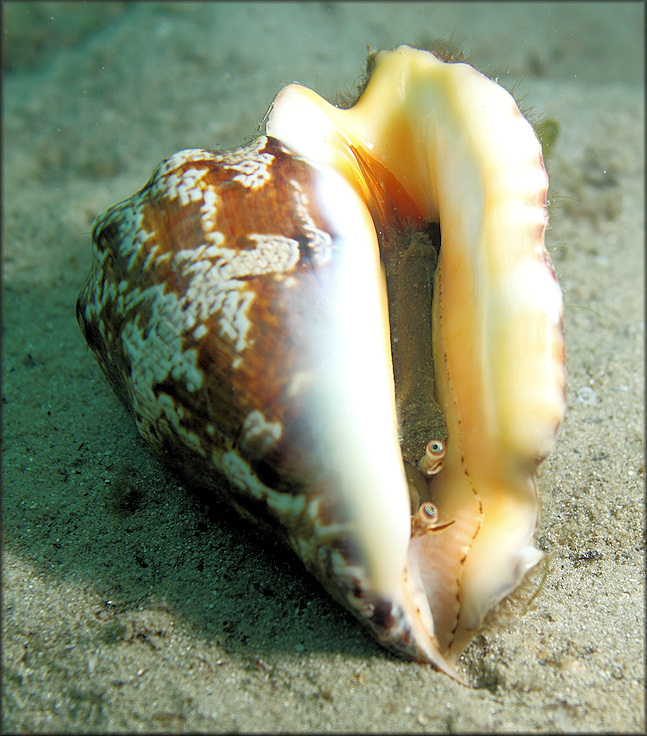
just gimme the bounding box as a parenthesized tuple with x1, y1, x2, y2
(2, 2, 645, 732)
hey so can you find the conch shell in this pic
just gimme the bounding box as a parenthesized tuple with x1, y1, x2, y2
(77, 45, 566, 682)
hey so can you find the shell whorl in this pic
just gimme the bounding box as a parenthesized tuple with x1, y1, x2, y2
(77, 134, 436, 665)
(79, 136, 351, 535)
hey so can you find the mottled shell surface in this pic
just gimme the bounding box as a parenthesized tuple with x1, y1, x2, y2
(77, 134, 423, 659)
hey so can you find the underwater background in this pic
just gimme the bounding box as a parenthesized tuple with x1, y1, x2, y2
(3, 2, 644, 732)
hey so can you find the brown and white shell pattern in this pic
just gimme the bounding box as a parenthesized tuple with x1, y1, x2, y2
(77, 134, 431, 662)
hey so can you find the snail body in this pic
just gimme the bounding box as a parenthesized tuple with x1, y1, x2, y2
(77, 46, 566, 682)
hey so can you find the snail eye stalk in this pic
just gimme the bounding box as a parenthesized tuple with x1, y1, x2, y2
(418, 438, 446, 476)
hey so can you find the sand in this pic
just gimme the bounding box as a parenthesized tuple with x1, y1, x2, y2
(2, 2, 644, 732)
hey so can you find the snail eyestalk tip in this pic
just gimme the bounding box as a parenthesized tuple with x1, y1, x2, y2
(423, 502, 438, 520)
(418, 438, 446, 476)
(411, 501, 456, 538)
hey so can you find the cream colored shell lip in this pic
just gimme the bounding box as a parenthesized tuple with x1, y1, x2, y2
(77, 45, 566, 684)
(267, 45, 566, 675)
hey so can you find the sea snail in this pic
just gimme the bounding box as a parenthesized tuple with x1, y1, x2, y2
(77, 45, 566, 682)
